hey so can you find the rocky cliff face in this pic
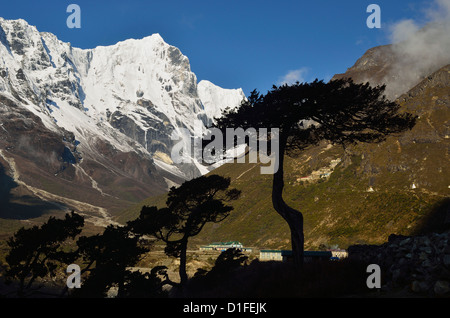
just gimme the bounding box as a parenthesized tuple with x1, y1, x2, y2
(0, 17, 245, 223)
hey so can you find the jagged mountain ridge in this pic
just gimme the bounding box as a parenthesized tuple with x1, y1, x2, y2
(0, 17, 245, 224)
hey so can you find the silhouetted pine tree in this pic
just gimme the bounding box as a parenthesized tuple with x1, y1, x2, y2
(128, 174, 240, 287)
(211, 79, 416, 268)
(4, 211, 84, 296)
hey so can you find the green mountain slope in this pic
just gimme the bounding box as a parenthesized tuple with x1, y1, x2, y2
(117, 65, 450, 251)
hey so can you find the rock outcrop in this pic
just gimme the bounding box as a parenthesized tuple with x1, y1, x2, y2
(348, 231, 450, 296)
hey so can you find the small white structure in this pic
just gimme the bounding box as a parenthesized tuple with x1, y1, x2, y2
(259, 250, 337, 262)
(199, 241, 252, 252)
(330, 249, 348, 259)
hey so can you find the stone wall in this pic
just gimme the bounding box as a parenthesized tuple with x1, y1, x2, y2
(348, 231, 450, 296)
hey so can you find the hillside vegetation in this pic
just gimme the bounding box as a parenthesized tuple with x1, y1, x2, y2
(117, 65, 449, 251)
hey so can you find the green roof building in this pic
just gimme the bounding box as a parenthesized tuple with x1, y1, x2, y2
(199, 241, 252, 252)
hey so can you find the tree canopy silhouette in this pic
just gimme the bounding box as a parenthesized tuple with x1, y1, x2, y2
(186, 248, 248, 296)
(211, 78, 416, 268)
(128, 174, 241, 287)
(71, 224, 151, 298)
(4, 211, 84, 296)
(4, 212, 173, 298)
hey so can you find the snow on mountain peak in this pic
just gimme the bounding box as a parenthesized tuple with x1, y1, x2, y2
(0, 17, 245, 181)
(198, 80, 245, 121)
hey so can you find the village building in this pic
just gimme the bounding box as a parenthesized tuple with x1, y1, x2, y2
(329, 249, 348, 259)
(259, 249, 347, 262)
(199, 241, 253, 253)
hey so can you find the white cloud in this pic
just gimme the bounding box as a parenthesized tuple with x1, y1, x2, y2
(388, 19, 420, 43)
(278, 67, 309, 86)
(426, 0, 450, 21)
(380, 0, 450, 98)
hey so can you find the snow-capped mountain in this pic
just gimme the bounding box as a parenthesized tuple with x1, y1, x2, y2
(0, 18, 245, 220)
(197, 80, 247, 124)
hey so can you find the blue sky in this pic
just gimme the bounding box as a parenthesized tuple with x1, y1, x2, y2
(0, 0, 435, 95)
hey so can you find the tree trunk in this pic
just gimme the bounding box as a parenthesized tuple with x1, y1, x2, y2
(271, 135, 304, 269)
(179, 239, 188, 286)
(117, 273, 125, 298)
